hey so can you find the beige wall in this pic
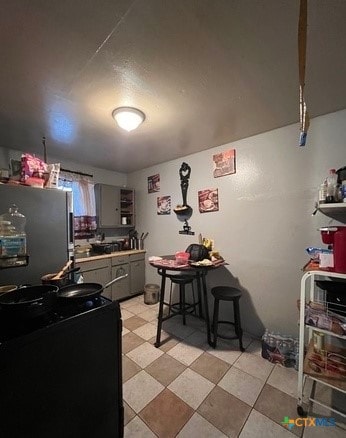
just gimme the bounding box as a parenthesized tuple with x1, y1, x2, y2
(128, 110, 346, 338)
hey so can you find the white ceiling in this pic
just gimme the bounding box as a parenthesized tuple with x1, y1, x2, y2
(0, 0, 345, 173)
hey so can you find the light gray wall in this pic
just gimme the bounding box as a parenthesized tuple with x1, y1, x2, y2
(1, 111, 345, 338)
(128, 110, 346, 339)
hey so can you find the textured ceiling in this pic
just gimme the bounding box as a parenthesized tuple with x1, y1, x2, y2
(0, 0, 345, 173)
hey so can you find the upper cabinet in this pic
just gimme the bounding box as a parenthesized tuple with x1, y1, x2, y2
(95, 184, 135, 228)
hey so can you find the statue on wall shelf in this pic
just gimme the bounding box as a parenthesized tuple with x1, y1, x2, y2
(173, 162, 194, 235)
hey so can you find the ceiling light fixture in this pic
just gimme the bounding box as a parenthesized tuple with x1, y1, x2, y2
(112, 107, 145, 132)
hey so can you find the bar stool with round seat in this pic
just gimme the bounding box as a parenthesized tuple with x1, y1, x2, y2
(211, 286, 245, 351)
(154, 268, 204, 347)
(166, 273, 201, 324)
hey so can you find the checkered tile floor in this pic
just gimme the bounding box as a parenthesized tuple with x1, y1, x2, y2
(121, 295, 345, 438)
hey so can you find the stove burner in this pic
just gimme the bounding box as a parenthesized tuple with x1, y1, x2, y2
(0, 296, 110, 343)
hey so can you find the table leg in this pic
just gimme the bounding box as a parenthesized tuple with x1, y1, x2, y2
(198, 270, 212, 346)
(154, 269, 166, 348)
(196, 273, 204, 318)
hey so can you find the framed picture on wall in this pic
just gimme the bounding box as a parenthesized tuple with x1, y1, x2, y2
(157, 196, 171, 215)
(148, 174, 160, 193)
(213, 149, 236, 178)
(198, 188, 219, 213)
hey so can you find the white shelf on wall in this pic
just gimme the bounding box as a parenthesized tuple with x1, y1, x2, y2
(318, 203, 346, 214)
(318, 202, 346, 222)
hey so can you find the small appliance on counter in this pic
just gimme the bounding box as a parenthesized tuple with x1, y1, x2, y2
(319, 226, 346, 273)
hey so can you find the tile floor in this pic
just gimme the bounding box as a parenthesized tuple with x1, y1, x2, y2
(120, 295, 346, 438)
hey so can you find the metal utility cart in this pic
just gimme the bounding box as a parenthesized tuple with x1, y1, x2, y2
(297, 270, 346, 417)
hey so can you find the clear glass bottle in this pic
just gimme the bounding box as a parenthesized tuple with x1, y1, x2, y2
(326, 169, 338, 203)
(0, 204, 27, 257)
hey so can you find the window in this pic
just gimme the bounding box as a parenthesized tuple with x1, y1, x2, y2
(59, 172, 96, 239)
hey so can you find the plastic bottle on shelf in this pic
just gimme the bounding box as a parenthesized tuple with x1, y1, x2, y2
(262, 329, 269, 344)
(318, 179, 327, 204)
(342, 180, 346, 203)
(326, 168, 338, 203)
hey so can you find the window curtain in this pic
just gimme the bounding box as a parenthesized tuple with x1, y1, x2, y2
(59, 172, 97, 239)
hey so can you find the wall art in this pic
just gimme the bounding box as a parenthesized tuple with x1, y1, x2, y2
(148, 173, 160, 193)
(173, 162, 194, 235)
(157, 195, 171, 215)
(213, 149, 236, 178)
(198, 188, 219, 213)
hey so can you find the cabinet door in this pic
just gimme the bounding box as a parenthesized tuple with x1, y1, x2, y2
(76, 259, 111, 299)
(111, 264, 130, 301)
(130, 259, 145, 295)
(95, 184, 120, 228)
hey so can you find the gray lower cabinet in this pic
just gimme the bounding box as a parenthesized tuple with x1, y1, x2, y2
(75, 258, 112, 299)
(130, 254, 145, 295)
(111, 255, 130, 301)
(76, 252, 145, 301)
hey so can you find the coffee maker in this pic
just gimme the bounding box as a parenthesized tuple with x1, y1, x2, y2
(320, 226, 346, 273)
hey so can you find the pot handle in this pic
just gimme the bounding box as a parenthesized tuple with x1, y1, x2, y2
(104, 274, 128, 289)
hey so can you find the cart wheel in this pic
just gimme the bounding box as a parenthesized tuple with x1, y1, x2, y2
(297, 405, 306, 417)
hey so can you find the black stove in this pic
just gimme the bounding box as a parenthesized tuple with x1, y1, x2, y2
(0, 295, 111, 344)
(0, 295, 123, 438)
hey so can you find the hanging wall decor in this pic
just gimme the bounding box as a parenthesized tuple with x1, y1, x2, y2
(148, 174, 160, 193)
(298, 0, 310, 146)
(173, 162, 194, 235)
(213, 149, 236, 178)
(157, 196, 171, 215)
(198, 188, 219, 213)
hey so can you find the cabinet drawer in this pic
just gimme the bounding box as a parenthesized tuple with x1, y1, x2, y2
(112, 255, 129, 266)
(129, 253, 145, 262)
(76, 258, 111, 272)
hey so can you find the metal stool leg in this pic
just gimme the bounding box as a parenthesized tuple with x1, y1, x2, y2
(233, 298, 245, 352)
(195, 273, 204, 318)
(168, 280, 174, 317)
(212, 298, 219, 348)
(155, 272, 166, 348)
(181, 284, 186, 325)
(191, 281, 197, 315)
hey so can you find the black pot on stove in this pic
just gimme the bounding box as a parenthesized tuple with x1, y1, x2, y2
(0, 285, 58, 320)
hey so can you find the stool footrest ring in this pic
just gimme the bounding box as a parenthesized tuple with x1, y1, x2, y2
(214, 320, 238, 340)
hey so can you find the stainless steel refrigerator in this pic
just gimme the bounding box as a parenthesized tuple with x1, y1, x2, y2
(0, 184, 73, 285)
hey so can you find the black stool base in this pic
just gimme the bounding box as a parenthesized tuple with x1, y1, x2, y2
(212, 286, 245, 352)
(155, 271, 203, 347)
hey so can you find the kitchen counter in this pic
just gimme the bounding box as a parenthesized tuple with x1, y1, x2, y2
(74, 249, 146, 263)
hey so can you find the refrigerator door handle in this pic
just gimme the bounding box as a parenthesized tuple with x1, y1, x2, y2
(68, 212, 74, 246)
